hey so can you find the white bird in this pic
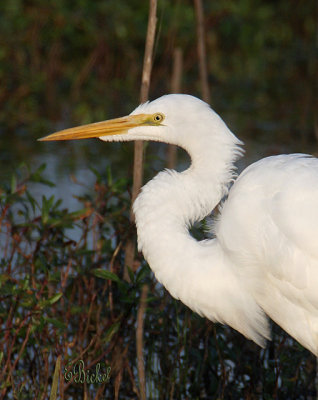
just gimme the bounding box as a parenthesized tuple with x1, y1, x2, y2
(40, 94, 318, 355)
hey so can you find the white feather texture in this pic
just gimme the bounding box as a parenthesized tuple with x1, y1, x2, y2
(101, 94, 318, 355)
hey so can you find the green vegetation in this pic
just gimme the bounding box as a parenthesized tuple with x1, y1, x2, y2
(1, 0, 316, 142)
(1, 165, 317, 399)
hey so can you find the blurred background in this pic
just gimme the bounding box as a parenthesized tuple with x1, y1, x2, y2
(0, 0, 317, 399)
(1, 0, 317, 202)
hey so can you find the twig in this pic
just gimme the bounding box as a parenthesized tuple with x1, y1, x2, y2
(213, 325, 226, 398)
(167, 47, 183, 169)
(136, 284, 149, 400)
(124, 0, 158, 281)
(133, 2, 157, 397)
(133, 0, 158, 213)
(170, 47, 183, 94)
(108, 241, 123, 318)
(194, 0, 210, 103)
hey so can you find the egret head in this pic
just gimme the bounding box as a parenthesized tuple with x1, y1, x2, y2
(39, 94, 237, 152)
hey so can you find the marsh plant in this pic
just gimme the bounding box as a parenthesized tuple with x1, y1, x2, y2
(0, 165, 317, 399)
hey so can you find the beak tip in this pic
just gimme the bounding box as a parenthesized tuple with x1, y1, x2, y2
(37, 136, 51, 141)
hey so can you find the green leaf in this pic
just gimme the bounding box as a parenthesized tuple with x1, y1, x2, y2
(31, 164, 55, 187)
(25, 190, 38, 213)
(127, 266, 135, 283)
(48, 292, 63, 305)
(49, 356, 61, 400)
(92, 268, 121, 283)
(0, 274, 10, 286)
(136, 265, 149, 284)
(46, 318, 66, 330)
(69, 208, 90, 219)
(107, 165, 113, 186)
(105, 321, 120, 342)
(10, 174, 17, 194)
(22, 275, 30, 290)
(77, 249, 95, 256)
(90, 166, 102, 183)
(41, 195, 55, 224)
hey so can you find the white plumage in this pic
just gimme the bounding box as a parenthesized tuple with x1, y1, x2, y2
(41, 94, 318, 355)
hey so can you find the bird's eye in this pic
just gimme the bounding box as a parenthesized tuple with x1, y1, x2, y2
(152, 113, 164, 124)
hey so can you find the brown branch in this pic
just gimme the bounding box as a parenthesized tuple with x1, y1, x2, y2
(213, 325, 227, 397)
(134, 2, 158, 398)
(0, 322, 32, 399)
(124, 0, 157, 277)
(136, 284, 149, 400)
(167, 47, 183, 169)
(108, 241, 123, 318)
(170, 47, 183, 94)
(133, 0, 158, 209)
(194, 0, 210, 103)
(118, 2, 157, 398)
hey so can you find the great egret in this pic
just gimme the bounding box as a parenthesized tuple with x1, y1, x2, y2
(40, 94, 318, 355)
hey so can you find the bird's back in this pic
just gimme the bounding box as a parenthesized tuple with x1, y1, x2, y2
(215, 154, 318, 355)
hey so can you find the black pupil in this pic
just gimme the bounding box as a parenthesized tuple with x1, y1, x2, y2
(155, 115, 160, 121)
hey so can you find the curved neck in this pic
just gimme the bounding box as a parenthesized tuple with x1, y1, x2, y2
(133, 138, 268, 345)
(133, 135, 242, 266)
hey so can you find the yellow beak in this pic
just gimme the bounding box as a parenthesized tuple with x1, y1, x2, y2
(38, 114, 153, 141)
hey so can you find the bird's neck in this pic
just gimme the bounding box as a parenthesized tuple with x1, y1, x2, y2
(133, 137, 268, 345)
(133, 135, 241, 278)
